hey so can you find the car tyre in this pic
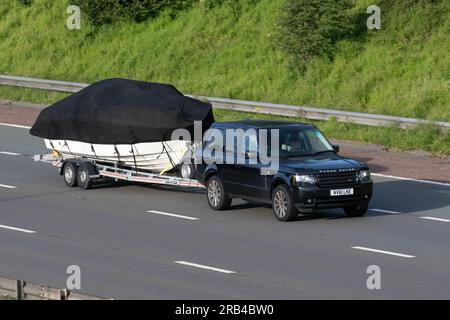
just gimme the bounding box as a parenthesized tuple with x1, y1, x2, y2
(206, 175, 231, 210)
(77, 162, 97, 190)
(272, 185, 297, 222)
(63, 161, 78, 188)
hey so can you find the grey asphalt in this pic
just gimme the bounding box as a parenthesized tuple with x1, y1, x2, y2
(0, 125, 449, 299)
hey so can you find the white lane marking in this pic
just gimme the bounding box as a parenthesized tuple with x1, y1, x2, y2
(0, 224, 36, 234)
(147, 210, 198, 221)
(0, 123, 31, 129)
(352, 246, 415, 258)
(370, 208, 402, 215)
(0, 184, 17, 189)
(175, 261, 236, 274)
(372, 173, 450, 188)
(420, 216, 450, 223)
(0, 151, 22, 156)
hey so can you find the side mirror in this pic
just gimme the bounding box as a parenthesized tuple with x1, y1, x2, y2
(332, 144, 340, 153)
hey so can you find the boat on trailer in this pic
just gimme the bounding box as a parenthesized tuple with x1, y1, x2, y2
(44, 139, 190, 174)
(30, 78, 214, 186)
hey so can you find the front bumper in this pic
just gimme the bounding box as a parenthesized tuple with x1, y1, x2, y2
(292, 181, 373, 210)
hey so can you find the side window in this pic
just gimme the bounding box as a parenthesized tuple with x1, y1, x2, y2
(204, 128, 224, 148)
(296, 131, 309, 153)
(280, 130, 309, 153)
(223, 129, 236, 153)
(220, 128, 227, 148)
(203, 129, 213, 143)
(246, 132, 258, 153)
(224, 128, 256, 154)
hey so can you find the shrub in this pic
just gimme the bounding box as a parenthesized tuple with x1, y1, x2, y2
(278, 0, 355, 69)
(199, 0, 260, 10)
(71, 0, 122, 25)
(72, 0, 196, 25)
(17, 0, 33, 5)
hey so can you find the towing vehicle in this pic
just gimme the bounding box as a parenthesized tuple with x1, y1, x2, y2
(195, 121, 373, 221)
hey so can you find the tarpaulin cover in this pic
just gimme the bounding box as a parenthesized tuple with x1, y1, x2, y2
(30, 78, 215, 144)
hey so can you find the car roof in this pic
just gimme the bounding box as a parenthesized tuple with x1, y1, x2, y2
(212, 120, 316, 129)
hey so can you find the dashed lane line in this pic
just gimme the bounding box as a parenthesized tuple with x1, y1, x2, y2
(175, 261, 236, 274)
(0, 224, 36, 234)
(352, 246, 415, 258)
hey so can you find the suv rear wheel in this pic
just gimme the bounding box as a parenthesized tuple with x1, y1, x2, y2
(206, 176, 231, 210)
(344, 205, 368, 217)
(272, 185, 297, 222)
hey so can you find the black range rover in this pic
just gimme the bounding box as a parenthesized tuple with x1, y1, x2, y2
(194, 120, 373, 221)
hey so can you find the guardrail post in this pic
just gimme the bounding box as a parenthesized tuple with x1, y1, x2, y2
(16, 279, 26, 300)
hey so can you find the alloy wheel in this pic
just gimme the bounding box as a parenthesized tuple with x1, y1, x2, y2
(274, 190, 288, 218)
(208, 180, 222, 207)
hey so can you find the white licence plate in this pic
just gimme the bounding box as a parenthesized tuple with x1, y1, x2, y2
(330, 188, 354, 196)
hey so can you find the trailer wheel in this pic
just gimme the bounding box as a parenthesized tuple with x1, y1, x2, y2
(63, 162, 78, 188)
(77, 162, 97, 190)
(181, 162, 194, 179)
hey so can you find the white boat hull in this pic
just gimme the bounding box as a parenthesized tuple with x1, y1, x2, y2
(45, 139, 190, 174)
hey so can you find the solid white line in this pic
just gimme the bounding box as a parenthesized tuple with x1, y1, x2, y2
(370, 208, 402, 215)
(0, 151, 22, 156)
(0, 122, 31, 129)
(147, 210, 198, 221)
(175, 261, 236, 274)
(352, 246, 415, 258)
(372, 173, 450, 188)
(0, 224, 36, 234)
(0, 184, 17, 189)
(420, 216, 450, 223)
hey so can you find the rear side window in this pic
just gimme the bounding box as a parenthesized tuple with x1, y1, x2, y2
(246, 133, 258, 153)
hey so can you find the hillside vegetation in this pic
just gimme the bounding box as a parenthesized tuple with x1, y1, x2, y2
(0, 0, 449, 153)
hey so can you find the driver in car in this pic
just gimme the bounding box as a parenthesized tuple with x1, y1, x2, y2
(281, 132, 306, 153)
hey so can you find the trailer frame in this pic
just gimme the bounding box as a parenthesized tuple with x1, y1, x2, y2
(34, 153, 205, 189)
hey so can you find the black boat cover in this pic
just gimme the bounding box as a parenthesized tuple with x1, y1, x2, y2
(30, 78, 214, 144)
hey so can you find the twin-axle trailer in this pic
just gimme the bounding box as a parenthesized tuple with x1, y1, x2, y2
(34, 153, 205, 190)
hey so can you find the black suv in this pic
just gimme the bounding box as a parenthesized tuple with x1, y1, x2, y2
(194, 121, 373, 221)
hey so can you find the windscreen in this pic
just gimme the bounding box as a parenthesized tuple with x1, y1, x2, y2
(277, 127, 334, 157)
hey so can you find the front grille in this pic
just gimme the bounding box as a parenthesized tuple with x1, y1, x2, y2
(317, 171, 358, 188)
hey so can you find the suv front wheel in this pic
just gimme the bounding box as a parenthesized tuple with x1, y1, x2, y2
(272, 185, 297, 222)
(206, 176, 232, 210)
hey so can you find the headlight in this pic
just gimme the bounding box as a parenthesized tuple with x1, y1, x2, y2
(294, 174, 317, 186)
(359, 170, 371, 181)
